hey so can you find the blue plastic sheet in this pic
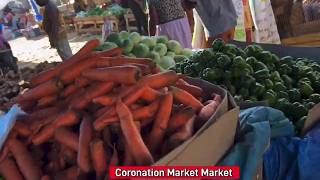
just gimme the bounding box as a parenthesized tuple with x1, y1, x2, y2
(218, 107, 295, 180)
(0, 105, 26, 150)
(263, 123, 320, 180)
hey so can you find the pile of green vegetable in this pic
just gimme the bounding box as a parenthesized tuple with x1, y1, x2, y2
(176, 39, 320, 132)
(97, 31, 193, 70)
(76, 5, 128, 18)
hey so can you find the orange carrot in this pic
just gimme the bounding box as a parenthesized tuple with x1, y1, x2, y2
(54, 166, 78, 180)
(59, 57, 101, 84)
(37, 94, 58, 107)
(52, 110, 79, 127)
(94, 47, 123, 58)
(93, 100, 159, 131)
(167, 107, 196, 134)
(170, 86, 204, 112)
(0, 157, 24, 180)
(140, 87, 162, 102)
(13, 121, 31, 137)
(140, 70, 179, 89)
(30, 39, 100, 87)
(116, 99, 154, 165)
(54, 127, 79, 152)
(61, 84, 78, 98)
(69, 82, 114, 110)
(90, 139, 107, 179)
(41, 175, 50, 180)
(96, 56, 155, 68)
(198, 94, 221, 122)
(8, 139, 42, 180)
(74, 77, 90, 87)
(94, 106, 110, 117)
(20, 79, 63, 101)
(32, 110, 79, 145)
(146, 93, 173, 152)
(109, 145, 119, 166)
(93, 95, 116, 106)
(82, 66, 142, 85)
(127, 63, 151, 75)
(168, 116, 195, 151)
(77, 116, 93, 173)
(175, 79, 203, 97)
(29, 107, 60, 120)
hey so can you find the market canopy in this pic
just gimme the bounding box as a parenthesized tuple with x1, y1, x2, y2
(0, 0, 13, 11)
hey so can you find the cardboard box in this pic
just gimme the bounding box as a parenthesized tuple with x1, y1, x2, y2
(155, 78, 240, 166)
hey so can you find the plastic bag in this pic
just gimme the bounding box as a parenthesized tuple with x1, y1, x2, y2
(0, 105, 26, 150)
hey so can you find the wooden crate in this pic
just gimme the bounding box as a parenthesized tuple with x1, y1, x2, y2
(73, 16, 119, 34)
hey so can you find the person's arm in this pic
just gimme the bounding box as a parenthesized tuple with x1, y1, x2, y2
(148, 5, 158, 36)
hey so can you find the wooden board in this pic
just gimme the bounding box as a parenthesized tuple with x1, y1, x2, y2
(281, 33, 320, 47)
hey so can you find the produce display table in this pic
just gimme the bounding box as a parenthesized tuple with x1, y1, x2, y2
(281, 33, 320, 47)
(73, 16, 119, 34)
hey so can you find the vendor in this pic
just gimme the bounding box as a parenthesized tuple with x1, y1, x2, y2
(73, 0, 87, 13)
(187, 0, 237, 48)
(121, 0, 148, 35)
(148, 0, 192, 48)
(35, 0, 73, 61)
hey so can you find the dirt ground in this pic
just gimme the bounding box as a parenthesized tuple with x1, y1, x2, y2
(9, 32, 101, 69)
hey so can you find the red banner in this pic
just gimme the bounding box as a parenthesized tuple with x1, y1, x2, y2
(109, 166, 240, 179)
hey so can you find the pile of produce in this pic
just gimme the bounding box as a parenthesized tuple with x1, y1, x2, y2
(76, 5, 127, 18)
(0, 40, 221, 180)
(98, 31, 193, 71)
(176, 39, 320, 132)
(0, 62, 58, 111)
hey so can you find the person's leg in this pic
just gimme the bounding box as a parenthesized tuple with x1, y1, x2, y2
(128, 1, 143, 34)
(55, 38, 73, 61)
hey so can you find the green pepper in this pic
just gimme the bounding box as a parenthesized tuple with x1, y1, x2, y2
(264, 79, 274, 89)
(252, 82, 266, 97)
(280, 56, 294, 66)
(278, 64, 292, 75)
(212, 38, 225, 52)
(299, 81, 314, 98)
(234, 95, 244, 102)
(258, 51, 273, 64)
(246, 57, 257, 66)
(254, 69, 270, 79)
(201, 68, 221, 81)
(216, 54, 231, 68)
(273, 82, 287, 92)
(306, 72, 317, 84)
(288, 88, 301, 103)
(306, 102, 316, 110)
(253, 61, 268, 71)
(270, 71, 281, 81)
(242, 75, 256, 88)
(236, 48, 247, 58)
(277, 91, 289, 99)
(312, 81, 320, 92)
(292, 102, 308, 121)
(264, 90, 277, 106)
(274, 98, 292, 116)
(281, 75, 293, 89)
(239, 88, 250, 98)
(232, 67, 243, 78)
(310, 93, 320, 104)
(311, 63, 320, 71)
(232, 56, 248, 68)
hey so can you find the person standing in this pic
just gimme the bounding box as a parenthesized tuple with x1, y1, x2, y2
(187, 0, 237, 48)
(128, 0, 148, 35)
(148, 0, 192, 48)
(73, 0, 87, 13)
(35, 0, 73, 60)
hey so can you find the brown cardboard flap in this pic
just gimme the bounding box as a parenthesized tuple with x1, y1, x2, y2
(302, 103, 320, 135)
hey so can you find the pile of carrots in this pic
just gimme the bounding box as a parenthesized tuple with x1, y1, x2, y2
(0, 39, 222, 180)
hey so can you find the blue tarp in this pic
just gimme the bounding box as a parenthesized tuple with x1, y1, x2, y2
(218, 107, 295, 180)
(219, 106, 320, 180)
